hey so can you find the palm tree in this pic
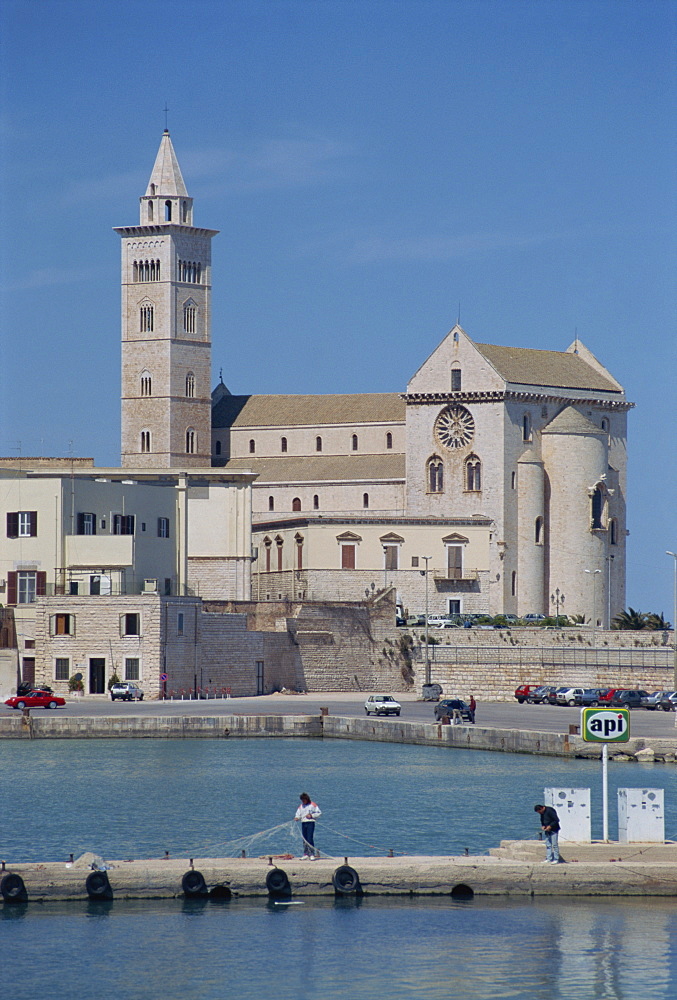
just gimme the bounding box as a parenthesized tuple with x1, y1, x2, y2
(611, 608, 649, 630)
(645, 612, 671, 631)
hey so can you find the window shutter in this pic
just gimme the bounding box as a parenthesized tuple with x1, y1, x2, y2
(7, 512, 18, 538)
(77, 513, 85, 534)
(7, 572, 17, 604)
(29, 511, 38, 536)
(36, 572, 47, 596)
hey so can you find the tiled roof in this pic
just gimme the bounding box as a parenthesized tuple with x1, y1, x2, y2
(222, 454, 406, 483)
(542, 406, 607, 436)
(475, 343, 620, 392)
(212, 393, 405, 429)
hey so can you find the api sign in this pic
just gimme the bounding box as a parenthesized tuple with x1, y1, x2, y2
(581, 707, 630, 743)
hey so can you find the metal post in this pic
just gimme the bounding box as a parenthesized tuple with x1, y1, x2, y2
(585, 569, 601, 644)
(667, 552, 677, 690)
(606, 553, 614, 629)
(602, 742, 609, 842)
(422, 556, 431, 686)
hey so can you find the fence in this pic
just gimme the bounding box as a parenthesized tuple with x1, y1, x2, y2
(416, 644, 672, 672)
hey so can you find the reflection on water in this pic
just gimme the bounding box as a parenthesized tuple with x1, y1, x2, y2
(2, 897, 675, 1000)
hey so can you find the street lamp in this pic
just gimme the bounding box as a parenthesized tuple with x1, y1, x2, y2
(667, 552, 677, 690)
(421, 556, 432, 686)
(585, 569, 601, 643)
(550, 588, 565, 626)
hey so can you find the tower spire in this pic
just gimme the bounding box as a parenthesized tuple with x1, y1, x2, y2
(140, 132, 192, 225)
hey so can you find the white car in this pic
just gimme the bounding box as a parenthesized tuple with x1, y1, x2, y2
(364, 694, 402, 717)
(555, 687, 584, 706)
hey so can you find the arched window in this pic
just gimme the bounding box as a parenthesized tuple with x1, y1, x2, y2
(427, 457, 444, 493)
(148, 202, 153, 222)
(352, 434, 358, 451)
(186, 428, 195, 454)
(522, 413, 532, 442)
(249, 439, 255, 454)
(363, 493, 369, 509)
(511, 471, 516, 490)
(386, 432, 393, 450)
(511, 571, 517, 596)
(276, 536, 283, 572)
(609, 518, 618, 545)
(215, 441, 221, 456)
(140, 372, 152, 396)
(465, 455, 481, 491)
(165, 200, 172, 221)
(268, 496, 274, 512)
(183, 303, 196, 334)
(139, 305, 154, 332)
(295, 533, 304, 571)
(313, 494, 319, 510)
(150, 184, 156, 195)
(591, 486, 604, 529)
(264, 537, 272, 572)
(316, 436, 322, 452)
(140, 430, 151, 453)
(281, 437, 287, 453)
(182, 200, 188, 223)
(292, 498, 301, 512)
(601, 418, 609, 432)
(451, 366, 461, 391)
(535, 516, 543, 545)
(185, 372, 195, 397)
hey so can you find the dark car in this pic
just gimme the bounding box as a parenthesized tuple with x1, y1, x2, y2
(610, 690, 649, 709)
(573, 689, 606, 707)
(5, 690, 66, 710)
(654, 692, 677, 711)
(548, 687, 570, 705)
(527, 685, 557, 704)
(641, 691, 674, 710)
(434, 699, 473, 722)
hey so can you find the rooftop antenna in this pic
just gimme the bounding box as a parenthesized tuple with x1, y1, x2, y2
(163, 103, 169, 132)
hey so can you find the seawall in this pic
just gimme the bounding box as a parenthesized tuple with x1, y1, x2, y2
(1, 712, 676, 761)
(3, 850, 677, 902)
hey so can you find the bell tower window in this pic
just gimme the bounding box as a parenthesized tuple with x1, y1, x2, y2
(165, 200, 172, 221)
(185, 372, 195, 397)
(140, 305, 154, 332)
(148, 202, 153, 222)
(140, 372, 152, 396)
(186, 428, 195, 454)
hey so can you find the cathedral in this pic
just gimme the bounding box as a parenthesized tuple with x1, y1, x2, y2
(120, 132, 631, 623)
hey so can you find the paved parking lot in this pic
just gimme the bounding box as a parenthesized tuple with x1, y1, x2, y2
(13, 691, 677, 739)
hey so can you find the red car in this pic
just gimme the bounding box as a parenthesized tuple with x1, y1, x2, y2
(514, 684, 539, 704)
(4, 689, 66, 710)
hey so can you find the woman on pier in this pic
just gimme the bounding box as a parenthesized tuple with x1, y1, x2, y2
(295, 793, 321, 859)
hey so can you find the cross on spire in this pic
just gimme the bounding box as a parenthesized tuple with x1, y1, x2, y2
(163, 103, 169, 131)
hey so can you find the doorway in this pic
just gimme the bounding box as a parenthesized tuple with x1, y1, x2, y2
(89, 658, 106, 694)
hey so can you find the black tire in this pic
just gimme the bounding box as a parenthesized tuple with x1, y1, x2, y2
(48, 701, 57, 709)
(16, 701, 25, 710)
(516, 698, 524, 704)
(332, 865, 361, 895)
(139, 694, 144, 701)
(662, 705, 671, 712)
(265, 868, 290, 896)
(1, 873, 27, 902)
(365, 709, 370, 715)
(568, 700, 576, 707)
(395, 711, 400, 716)
(86, 870, 113, 900)
(182, 870, 208, 897)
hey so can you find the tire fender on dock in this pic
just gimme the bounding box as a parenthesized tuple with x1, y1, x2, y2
(332, 865, 361, 895)
(182, 870, 208, 898)
(85, 870, 113, 901)
(265, 867, 291, 897)
(1, 873, 27, 903)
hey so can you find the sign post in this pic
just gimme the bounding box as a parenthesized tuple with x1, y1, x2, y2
(581, 707, 630, 841)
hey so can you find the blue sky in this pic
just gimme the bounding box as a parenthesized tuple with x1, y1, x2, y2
(0, 0, 675, 614)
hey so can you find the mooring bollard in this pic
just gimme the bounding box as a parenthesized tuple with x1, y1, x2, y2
(320, 707, 329, 717)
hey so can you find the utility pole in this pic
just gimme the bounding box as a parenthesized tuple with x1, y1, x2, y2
(422, 556, 432, 686)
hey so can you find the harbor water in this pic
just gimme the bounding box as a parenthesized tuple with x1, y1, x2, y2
(3, 738, 676, 998)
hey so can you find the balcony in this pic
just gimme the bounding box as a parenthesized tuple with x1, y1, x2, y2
(65, 534, 134, 569)
(433, 567, 479, 583)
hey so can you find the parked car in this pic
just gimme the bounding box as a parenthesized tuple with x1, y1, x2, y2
(641, 691, 674, 710)
(597, 689, 622, 704)
(556, 687, 585, 706)
(574, 689, 606, 707)
(364, 694, 401, 716)
(610, 690, 649, 709)
(427, 615, 453, 627)
(434, 698, 473, 722)
(548, 687, 570, 705)
(5, 689, 66, 710)
(654, 692, 677, 711)
(522, 613, 546, 622)
(110, 682, 145, 702)
(527, 685, 557, 704)
(514, 684, 539, 704)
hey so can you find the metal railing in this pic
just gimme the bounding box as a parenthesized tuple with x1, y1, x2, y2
(415, 644, 672, 671)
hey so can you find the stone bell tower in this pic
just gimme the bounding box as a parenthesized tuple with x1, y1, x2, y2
(116, 131, 218, 468)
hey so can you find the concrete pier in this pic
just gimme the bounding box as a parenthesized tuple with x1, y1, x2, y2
(2, 844, 677, 902)
(1, 712, 676, 762)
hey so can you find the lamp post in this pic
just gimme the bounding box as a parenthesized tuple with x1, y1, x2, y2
(422, 556, 432, 686)
(550, 588, 565, 626)
(667, 552, 677, 690)
(585, 569, 601, 644)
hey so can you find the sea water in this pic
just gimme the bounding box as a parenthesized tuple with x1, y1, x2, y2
(2, 739, 676, 999)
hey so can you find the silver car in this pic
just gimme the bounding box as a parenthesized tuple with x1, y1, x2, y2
(364, 694, 401, 716)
